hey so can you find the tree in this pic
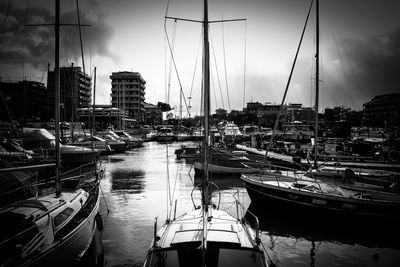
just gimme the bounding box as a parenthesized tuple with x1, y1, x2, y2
(157, 102, 172, 112)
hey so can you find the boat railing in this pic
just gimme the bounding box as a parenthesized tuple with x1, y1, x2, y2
(190, 182, 221, 209)
(38, 162, 103, 191)
(241, 161, 329, 193)
(61, 162, 103, 189)
(233, 191, 260, 247)
(0, 164, 55, 200)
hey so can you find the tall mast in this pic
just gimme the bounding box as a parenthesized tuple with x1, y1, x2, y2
(55, 0, 61, 196)
(314, 0, 319, 168)
(202, 0, 210, 208)
(91, 66, 96, 151)
(92, 66, 96, 134)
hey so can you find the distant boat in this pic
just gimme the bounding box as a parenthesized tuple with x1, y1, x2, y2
(68, 135, 112, 154)
(242, 125, 261, 141)
(22, 128, 101, 164)
(156, 127, 175, 142)
(96, 131, 128, 152)
(175, 144, 200, 159)
(175, 132, 191, 141)
(144, 129, 158, 141)
(193, 147, 259, 176)
(144, 0, 268, 265)
(113, 130, 144, 148)
(221, 122, 243, 143)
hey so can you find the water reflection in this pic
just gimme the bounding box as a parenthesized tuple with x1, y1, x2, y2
(246, 203, 400, 267)
(98, 141, 400, 267)
(110, 169, 145, 192)
(247, 203, 400, 250)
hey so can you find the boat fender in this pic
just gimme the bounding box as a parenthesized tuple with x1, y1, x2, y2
(95, 212, 104, 231)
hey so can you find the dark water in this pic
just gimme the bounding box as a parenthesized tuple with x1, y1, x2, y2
(98, 141, 400, 267)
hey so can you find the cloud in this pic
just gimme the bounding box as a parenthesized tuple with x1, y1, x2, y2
(0, 1, 115, 81)
(325, 27, 400, 106)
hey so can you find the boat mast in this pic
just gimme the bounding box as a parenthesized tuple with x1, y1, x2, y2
(202, 0, 210, 209)
(314, 0, 319, 168)
(200, 0, 211, 257)
(55, 0, 61, 196)
(91, 66, 96, 150)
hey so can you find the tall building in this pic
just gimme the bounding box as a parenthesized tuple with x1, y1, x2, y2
(110, 71, 146, 124)
(363, 93, 400, 127)
(47, 65, 92, 121)
(0, 80, 47, 123)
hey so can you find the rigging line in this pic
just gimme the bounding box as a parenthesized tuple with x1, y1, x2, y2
(0, 89, 19, 138)
(164, 0, 170, 105)
(167, 20, 177, 105)
(76, 0, 85, 71)
(221, 11, 231, 111)
(188, 32, 202, 116)
(336, 33, 364, 108)
(164, 23, 167, 104)
(200, 56, 204, 116)
(168, 163, 180, 219)
(76, 0, 86, 102)
(320, 48, 324, 110)
(209, 29, 225, 109)
(243, 20, 247, 109)
(166, 144, 171, 219)
(40, 64, 47, 84)
(332, 29, 354, 106)
(210, 57, 219, 109)
(310, 53, 314, 107)
(90, 40, 92, 79)
(23, 0, 28, 27)
(264, 0, 314, 160)
(0, 0, 13, 48)
(163, 20, 191, 116)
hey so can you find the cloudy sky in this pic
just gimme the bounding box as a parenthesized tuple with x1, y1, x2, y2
(1, 0, 399, 116)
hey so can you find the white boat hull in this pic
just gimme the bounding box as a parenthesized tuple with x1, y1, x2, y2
(24, 189, 100, 266)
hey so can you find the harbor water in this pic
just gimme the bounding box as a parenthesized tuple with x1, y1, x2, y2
(97, 141, 400, 267)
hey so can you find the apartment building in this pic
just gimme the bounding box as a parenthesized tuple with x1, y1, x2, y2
(110, 71, 146, 124)
(47, 65, 92, 122)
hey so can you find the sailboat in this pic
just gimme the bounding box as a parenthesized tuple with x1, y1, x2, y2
(143, 1, 268, 266)
(0, 1, 101, 265)
(193, 146, 260, 177)
(241, 0, 400, 223)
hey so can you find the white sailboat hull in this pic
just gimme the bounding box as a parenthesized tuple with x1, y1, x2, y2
(29, 192, 100, 266)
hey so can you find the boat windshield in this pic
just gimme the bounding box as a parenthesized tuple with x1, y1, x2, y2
(147, 245, 266, 267)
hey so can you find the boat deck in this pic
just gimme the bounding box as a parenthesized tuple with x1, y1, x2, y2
(156, 208, 256, 249)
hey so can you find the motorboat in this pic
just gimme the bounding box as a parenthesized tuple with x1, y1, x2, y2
(156, 127, 175, 142)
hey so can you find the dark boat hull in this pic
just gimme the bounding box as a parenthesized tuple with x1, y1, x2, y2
(241, 175, 400, 223)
